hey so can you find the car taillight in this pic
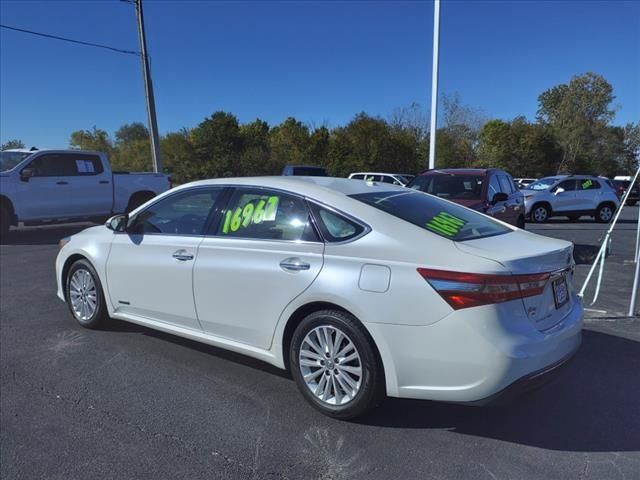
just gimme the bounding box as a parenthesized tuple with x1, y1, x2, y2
(417, 268, 550, 310)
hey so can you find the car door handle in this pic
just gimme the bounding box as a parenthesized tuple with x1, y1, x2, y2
(280, 257, 310, 272)
(56, 181, 69, 185)
(172, 249, 194, 261)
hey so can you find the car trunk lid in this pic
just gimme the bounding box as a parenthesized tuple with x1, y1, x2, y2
(455, 230, 575, 331)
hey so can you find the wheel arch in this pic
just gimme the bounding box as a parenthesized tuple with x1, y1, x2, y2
(280, 301, 387, 393)
(126, 190, 156, 212)
(61, 253, 96, 301)
(0, 195, 16, 225)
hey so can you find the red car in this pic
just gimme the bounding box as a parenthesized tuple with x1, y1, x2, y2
(406, 168, 526, 228)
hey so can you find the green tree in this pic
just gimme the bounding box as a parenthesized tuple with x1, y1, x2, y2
(239, 119, 271, 176)
(161, 129, 195, 184)
(1, 139, 25, 150)
(190, 111, 243, 178)
(537, 72, 616, 173)
(69, 126, 113, 154)
(268, 117, 311, 173)
(110, 122, 152, 172)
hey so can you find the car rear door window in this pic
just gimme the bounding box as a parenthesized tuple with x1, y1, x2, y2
(131, 188, 221, 235)
(217, 188, 319, 242)
(351, 190, 511, 241)
(580, 178, 600, 190)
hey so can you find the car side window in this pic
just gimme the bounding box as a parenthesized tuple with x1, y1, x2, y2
(130, 188, 221, 235)
(351, 174, 364, 180)
(580, 178, 600, 190)
(488, 175, 502, 199)
(308, 203, 365, 242)
(26, 154, 79, 177)
(380, 175, 395, 184)
(556, 180, 577, 191)
(497, 175, 513, 194)
(217, 188, 318, 242)
(72, 154, 104, 175)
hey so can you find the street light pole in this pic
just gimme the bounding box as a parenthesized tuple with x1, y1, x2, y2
(134, 0, 162, 173)
(428, 0, 441, 170)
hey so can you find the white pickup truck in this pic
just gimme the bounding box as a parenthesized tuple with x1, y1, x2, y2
(0, 149, 171, 236)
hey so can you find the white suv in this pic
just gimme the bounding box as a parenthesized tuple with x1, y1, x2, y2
(348, 172, 411, 186)
(523, 175, 619, 223)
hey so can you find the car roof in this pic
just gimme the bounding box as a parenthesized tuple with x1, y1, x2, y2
(350, 172, 403, 176)
(417, 168, 493, 176)
(183, 176, 406, 199)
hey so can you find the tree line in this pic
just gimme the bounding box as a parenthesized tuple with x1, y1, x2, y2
(2, 72, 638, 184)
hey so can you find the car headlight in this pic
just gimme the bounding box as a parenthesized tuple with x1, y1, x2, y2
(59, 236, 71, 249)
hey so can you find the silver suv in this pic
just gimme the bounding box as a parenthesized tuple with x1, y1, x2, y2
(523, 175, 619, 223)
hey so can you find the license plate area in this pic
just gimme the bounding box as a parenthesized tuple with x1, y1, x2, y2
(552, 274, 569, 309)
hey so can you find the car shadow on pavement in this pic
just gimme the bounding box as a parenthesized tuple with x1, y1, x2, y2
(1, 224, 94, 245)
(357, 329, 640, 452)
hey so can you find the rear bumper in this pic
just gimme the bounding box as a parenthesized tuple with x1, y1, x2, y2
(456, 348, 577, 406)
(365, 295, 583, 403)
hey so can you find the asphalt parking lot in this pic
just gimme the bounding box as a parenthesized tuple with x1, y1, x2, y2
(1, 211, 639, 479)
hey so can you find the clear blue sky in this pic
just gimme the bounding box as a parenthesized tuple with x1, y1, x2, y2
(1, 0, 638, 148)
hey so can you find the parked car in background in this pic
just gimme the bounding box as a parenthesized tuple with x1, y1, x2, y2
(348, 172, 412, 186)
(281, 165, 328, 176)
(514, 178, 537, 189)
(56, 176, 582, 419)
(522, 175, 619, 223)
(407, 168, 525, 228)
(0, 149, 171, 236)
(611, 176, 639, 206)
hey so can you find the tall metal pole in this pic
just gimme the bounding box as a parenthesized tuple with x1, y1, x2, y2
(135, 0, 162, 173)
(428, 0, 440, 170)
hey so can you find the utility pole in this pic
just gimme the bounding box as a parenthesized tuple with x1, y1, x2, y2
(428, 0, 440, 170)
(134, 0, 162, 173)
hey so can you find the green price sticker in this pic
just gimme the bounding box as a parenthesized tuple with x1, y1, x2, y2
(425, 211, 466, 237)
(582, 179, 593, 190)
(222, 196, 279, 234)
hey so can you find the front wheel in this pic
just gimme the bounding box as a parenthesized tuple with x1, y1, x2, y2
(531, 204, 550, 223)
(65, 259, 109, 329)
(0, 204, 11, 239)
(289, 310, 384, 419)
(596, 204, 614, 223)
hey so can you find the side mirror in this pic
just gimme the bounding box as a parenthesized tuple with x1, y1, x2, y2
(491, 192, 509, 205)
(105, 214, 128, 232)
(554, 187, 565, 195)
(20, 168, 34, 182)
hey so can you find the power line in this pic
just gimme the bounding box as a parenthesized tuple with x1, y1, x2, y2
(0, 24, 140, 56)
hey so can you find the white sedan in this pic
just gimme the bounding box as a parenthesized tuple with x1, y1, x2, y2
(56, 177, 583, 419)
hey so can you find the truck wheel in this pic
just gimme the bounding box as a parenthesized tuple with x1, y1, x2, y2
(126, 192, 156, 213)
(0, 204, 11, 239)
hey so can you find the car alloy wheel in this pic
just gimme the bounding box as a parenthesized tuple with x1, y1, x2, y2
(299, 325, 363, 406)
(598, 205, 613, 223)
(533, 205, 549, 223)
(69, 269, 98, 322)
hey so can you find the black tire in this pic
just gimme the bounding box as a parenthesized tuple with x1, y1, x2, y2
(289, 309, 385, 420)
(126, 192, 155, 213)
(595, 203, 615, 223)
(626, 200, 637, 207)
(0, 204, 10, 239)
(65, 259, 109, 329)
(516, 216, 525, 229)
(530, 204, 550, 223)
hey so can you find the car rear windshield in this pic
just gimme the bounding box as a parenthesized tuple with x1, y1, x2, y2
(350, 190, 512, 241)
(293, 167, 328, 176)
(408, 174, 484, 200)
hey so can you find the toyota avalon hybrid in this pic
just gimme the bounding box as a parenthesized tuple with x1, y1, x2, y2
(56, 177, 583, 419)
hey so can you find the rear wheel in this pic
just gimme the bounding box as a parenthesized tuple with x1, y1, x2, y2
(596, 204, 614, 223)
(65, 259, 109, 329)
(290, 309, 384, 419)
(531, 204, 550, 223)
